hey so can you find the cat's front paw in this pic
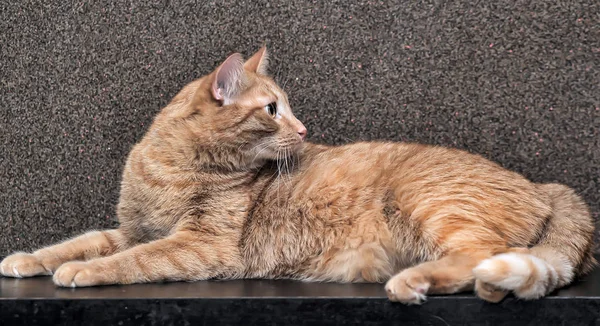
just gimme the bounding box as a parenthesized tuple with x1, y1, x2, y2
(385, 269, 431, 305)
(0, 253, 53, 278)
(53, 261, 104, 287)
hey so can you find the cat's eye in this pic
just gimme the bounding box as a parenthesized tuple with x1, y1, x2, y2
(265, 102, 277, 118)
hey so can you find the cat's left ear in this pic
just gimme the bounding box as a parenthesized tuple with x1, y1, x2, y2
(244, 46, 269, 75)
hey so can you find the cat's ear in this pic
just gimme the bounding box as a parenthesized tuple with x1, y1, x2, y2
(211, 53, 245, 104)
(244, 46, 269, 75)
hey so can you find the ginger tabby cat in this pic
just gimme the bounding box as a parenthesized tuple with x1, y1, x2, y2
(1, 47, 595, 304)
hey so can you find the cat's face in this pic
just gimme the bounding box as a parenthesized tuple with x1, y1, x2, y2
(231, 73, 308, 163)
(183, 47, 307, 167)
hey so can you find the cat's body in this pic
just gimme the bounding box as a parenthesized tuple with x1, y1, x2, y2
(243, 142, 550, 283)
(1, 48, 595, 304)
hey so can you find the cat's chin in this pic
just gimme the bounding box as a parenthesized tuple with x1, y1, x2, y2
(250, 143, 303, 161)
(256, 148, 301, 165)
(277, 143, 304, 157)
(287, 141, 305, 152)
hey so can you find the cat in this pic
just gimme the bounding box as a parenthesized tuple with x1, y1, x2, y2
(1, 47, 595, 304)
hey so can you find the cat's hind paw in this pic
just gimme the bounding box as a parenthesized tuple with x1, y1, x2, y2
(0, 253, 53, 278)
(474, 278, 509, 303)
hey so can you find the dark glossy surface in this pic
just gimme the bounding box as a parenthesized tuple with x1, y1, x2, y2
(1, 269, 600, 325)
(1, 267, 600, 300)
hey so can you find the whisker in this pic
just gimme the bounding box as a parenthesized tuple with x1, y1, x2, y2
(282, 76, 290, 90)
(282, 147, 289, 188)
(275, 61, 283, 85)
(291, 149, 297, 175)
(276, 149, 282, 205)
(250, 142, 272, 165)
(285, 147, 293, 188)
(247, 141, 268, 153)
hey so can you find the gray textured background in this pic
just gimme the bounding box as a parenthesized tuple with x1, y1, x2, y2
(1, 0, 598, 255)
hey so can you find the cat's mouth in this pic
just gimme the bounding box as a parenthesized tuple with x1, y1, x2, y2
(278, 140, 304, 153)
(245, 137, 303, 164)
(260, 142, 301, 165)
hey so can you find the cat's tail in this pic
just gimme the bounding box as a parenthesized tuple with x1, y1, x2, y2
(473, 183, 596, 299)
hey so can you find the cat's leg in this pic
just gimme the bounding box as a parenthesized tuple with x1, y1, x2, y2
(385, 250, 501, 304)
(52, 230, 243, 287)
(1, 229, 126, 278)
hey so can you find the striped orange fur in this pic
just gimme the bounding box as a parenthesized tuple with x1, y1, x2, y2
(1, 47, 595, 304)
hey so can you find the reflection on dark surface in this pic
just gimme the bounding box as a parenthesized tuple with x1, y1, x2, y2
(1, 265, 599, 299)
(0, 277, 387, 299)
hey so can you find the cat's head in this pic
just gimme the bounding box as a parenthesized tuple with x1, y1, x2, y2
(167, 47, 307, 169)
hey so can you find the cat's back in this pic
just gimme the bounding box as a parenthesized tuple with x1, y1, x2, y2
(293, 141, 480, 194)
(296, 141, 538, 195)
(297, 140, 550, 235)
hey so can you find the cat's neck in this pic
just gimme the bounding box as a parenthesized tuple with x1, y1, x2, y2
(141, 128, 265, 174)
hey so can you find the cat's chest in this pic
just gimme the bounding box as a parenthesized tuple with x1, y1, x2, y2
(241, 185, 322, 277)
(240, 183, 365, 274)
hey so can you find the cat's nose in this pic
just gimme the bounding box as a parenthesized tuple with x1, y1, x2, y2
(297, 126, 307, 140)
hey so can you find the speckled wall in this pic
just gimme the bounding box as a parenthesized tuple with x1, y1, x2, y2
(1, 0, 598, 254)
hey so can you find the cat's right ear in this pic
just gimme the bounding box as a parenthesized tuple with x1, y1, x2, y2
(244, 46, 268, 75)
(211, 53, 244, 105)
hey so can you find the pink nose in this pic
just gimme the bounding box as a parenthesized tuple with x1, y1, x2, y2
(297, 126, 307, 140)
